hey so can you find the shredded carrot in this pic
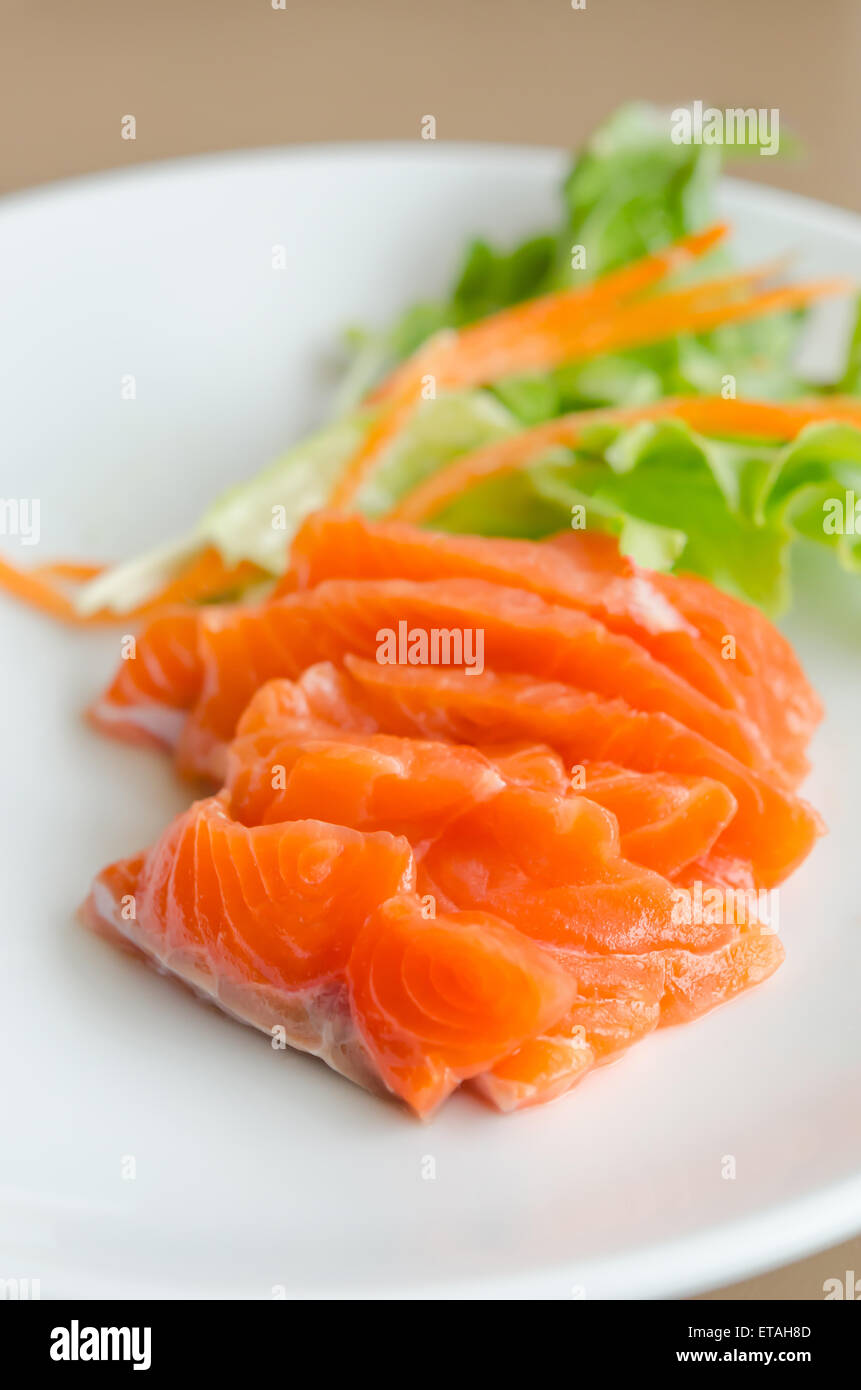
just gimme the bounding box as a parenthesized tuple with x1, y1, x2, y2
(367, 223, 731, 408)
(387, 395, 861, 524)
(134, 549, 264, 613)
(330, 222, 848, 510)
(0, 546, 266, 625)
(675, 395, 861, 439)
(331, 225, 731, 508)
(560, 279, 848, 361)
(38, 561, 105, 582)
(0, 555, 93, 623)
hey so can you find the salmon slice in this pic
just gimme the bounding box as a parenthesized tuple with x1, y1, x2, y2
(226, 724, 505, 840)
(342, 658, 822, 888)
(284, 512, 814, 784)
(658, 853, 785, 1023)
(659, 931, 785, 1026)
(225, 716, 720, 957)
(474, 857, 783, 1112)
(418, 782, 731, 954)
(572, 762, 737, 878)
(472, 1034, 598, 1112)
(81, 796, 417, 1093)
(346, 895, 576, 1117)
(659, 928, 790, 1028)
(80, 509, 821, 1119)
(477, 924, 784, 1113)
(88, 609, 203, 750)
(283, 509, 690, 639)
(185, 577, 773, 777)
(549, 531, 822, 786)
(226, 676, 737, 887)
(90, 566, 776, 782)
(481, 748, 737, 876)
(473, 950, 665, 1111)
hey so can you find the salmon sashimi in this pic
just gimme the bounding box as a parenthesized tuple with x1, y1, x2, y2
(658, 930, 785, 1026)
(85, 795, 417, 991)
(474, 950, 667, 1112)
(548, 531, 822, 786)
(236, 661, 818, 890)
(283, 513, 817, 784)
(471, 1031, 597, 1112)
(342, 658, 821, 888)
(89, 522, 819, 791)
(225, 700, 726, 952)
(346, 895, 577, 1117)
(283, 509, 689, 635)
(226, 679, 735, 877)
(201, 576, 773, 779)
(571, 763, 737, 878)
(418, 783, 730, 954)
(82, 796, 417, 1092)
(474, 859, 781, 1111)
(226, 724, 506, 840)
(89, 609, 204, 751)
(91, 575, 778, 783)
(658, 853, 785, 1025)
(82, 511, 823, 1117)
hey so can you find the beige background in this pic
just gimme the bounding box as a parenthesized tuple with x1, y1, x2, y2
(2, 0, 859, 1299)
(2, 0, 861, 208)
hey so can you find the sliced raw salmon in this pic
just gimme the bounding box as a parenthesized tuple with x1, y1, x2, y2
(659, 930, 785, 1026)
(344, 658, 821, 888)
(81, 796, 418, 1092)
(346, 895, 576, 1117)
(471, 1033, 597, 1112)
(285, 513, 817, 784)
(572, 762, 737, 878)
(224, 686, 736, 947)
(418, 783, 731, 954)
(283, 509, 688, 639)
(91, 573, 776, 783)
(549, 530, 822, 785)
(226, 725, 505, 840)
(88, 609, 203, 751)
(228, 680, 733, 875)
(82, 511, 822, 1118)
(473, 951, 665, 1111)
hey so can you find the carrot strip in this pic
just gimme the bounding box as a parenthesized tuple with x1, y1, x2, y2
(0, 554, 90, 623)
(367, 223, 731, 407)
(331, 225, 731, 508)
(388, 395, 861, 524)
(561, 279, 849, 360)
(136, 549, 264, 612)
(0, 546, 265, 625)
(432, 262, 793, 387)
(332, 242, 846, 511)
(676, 396, 861, 438)
(38, 561, 105, 581)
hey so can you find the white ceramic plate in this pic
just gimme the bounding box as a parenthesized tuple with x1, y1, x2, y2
(1, 146, 860, 1301)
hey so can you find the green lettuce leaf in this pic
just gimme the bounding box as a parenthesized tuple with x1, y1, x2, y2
(74, 102, 857, 621)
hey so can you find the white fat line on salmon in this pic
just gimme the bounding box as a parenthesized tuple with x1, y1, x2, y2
(375, 622, 485, 675)
(671, 882, 780, 934)
(0, 497, 40, 545)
